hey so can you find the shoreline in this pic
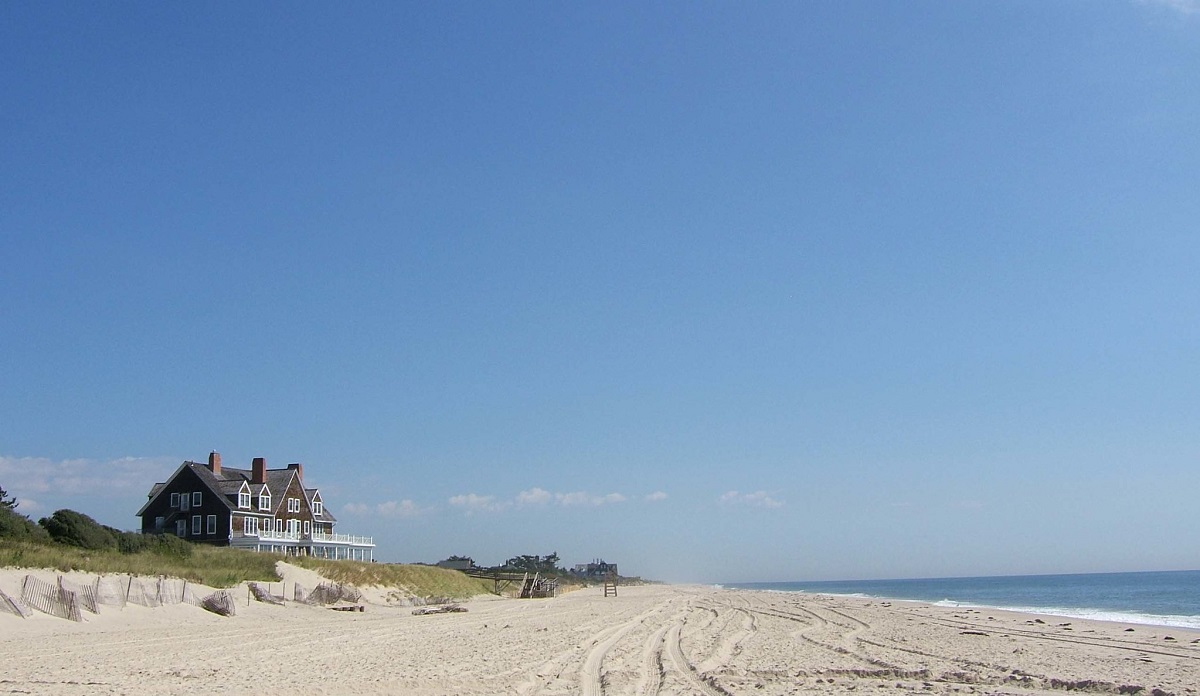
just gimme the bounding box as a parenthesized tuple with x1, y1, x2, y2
(724, 587, 1200, 632)
(3, 572, 1198, 694)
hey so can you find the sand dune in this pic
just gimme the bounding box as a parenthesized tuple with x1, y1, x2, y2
(1, 571, 1197, 695)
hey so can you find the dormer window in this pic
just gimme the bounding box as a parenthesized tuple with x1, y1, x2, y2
(313, 500, 323, 516)
(238, 491, 251, 509)
(259, 492, 271, 510)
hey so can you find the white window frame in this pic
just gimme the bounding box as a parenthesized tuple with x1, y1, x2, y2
(181, 494, 190, 512)
(275, 518, 283, 533)
(191, 515, 202, 535)
(313, 499, 322, 516)
(259, 492, 271, 511)
(176, 519, 187, 537)
(193, 492, 202, 507)
(244, 517, 258, 536)
(170, 492, 180, 508)
(238, 491, 251, 509)
(206, 515, 216, 534)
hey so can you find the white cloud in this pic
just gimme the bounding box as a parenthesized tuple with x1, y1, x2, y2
(344, 500, 426, 518)
(450, 488, 628, 514)
(14, 498, 41, 514)
(645, 491, 668, 502)
(516, 487, 553, 505)
(448, 493, 509, 514)
(0, 454, 176, 499)
(719, 490, 784, 509)
(375, 499, 425, 518)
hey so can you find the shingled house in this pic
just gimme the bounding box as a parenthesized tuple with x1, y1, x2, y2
(136, 452, 374, 561)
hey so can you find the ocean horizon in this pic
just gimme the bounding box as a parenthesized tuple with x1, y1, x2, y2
(725, 569, 1200, 630)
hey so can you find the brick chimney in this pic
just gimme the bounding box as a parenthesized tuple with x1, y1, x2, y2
(287, 462, 304, 481)
(252, 457, 266, 484)
(208, 451, 222, 476)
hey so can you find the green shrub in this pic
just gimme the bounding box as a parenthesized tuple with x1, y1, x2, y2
(38, 509, 119, 550)
(0, 506, 51, 542)
(147, 532, 193, 558)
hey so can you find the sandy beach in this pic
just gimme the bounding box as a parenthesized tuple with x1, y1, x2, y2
(2, 568, 1197, 695)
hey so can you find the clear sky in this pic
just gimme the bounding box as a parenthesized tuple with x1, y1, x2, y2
(2, 1, 1198, 583)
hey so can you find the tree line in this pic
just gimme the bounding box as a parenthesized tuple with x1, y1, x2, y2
(0, 484, 192, 557)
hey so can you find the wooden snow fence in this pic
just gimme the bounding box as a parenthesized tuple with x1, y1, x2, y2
(20, 575, 83, 622)
(0, 587, 32, 618)
(294, 582, 362, 606)
(249, 582, 285, 605)
(92, 576, 127, 609)
(123, 576, 201, 608)
(201, 591, 237, 617)
(56, 577, 100, 614)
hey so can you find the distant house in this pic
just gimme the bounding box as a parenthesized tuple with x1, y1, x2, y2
(136, 452, 374, 561)
(572, 559, 618, 580)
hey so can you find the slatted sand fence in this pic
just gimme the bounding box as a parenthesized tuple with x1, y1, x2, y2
(57, 576, 100, 614)
(123, 576, 203, 608)
(249, 582, 285, 605)
(294, 581, 362, 605)
(92, 575, 127, 609)
(201, 590, 237, 616)
(20, 575, 83, 621)
(0, 587, 32, 618)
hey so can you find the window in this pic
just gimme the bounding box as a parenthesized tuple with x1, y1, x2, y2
(181, 494, 190, 512)
(313, 500, 323, 516)
(155, 516, 165, 530)
(259, 492, 271, 511)
(192, 515, 202, 535)
(288, 519, 299, 535)
(176, 520, 186, 536)
(303, 520, 311, 535)
(207, 515, 216, 534)
(238, 491, 251, 509)
(170, 492, 180, 508)
(275, 518, 283, 533)
(244, 517, 258, 535)
(193, 492, 202, 507)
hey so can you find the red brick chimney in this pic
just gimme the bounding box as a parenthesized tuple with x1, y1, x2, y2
(208, 451, 222, 476)
(252, 457, 266, 484)
(287, 462, 304, 481)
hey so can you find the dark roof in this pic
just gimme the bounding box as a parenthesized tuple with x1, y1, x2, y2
(138, 460, 335, 522)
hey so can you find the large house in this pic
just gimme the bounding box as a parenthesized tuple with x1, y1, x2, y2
(136, 452, 374, 561)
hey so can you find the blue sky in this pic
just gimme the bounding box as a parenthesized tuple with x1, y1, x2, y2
(2, 1, 1198, 583)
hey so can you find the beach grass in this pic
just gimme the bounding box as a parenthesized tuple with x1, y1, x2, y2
(0, 538, 497, 598)
(0, 538, 281, 587)
(289, 556, 496, 599)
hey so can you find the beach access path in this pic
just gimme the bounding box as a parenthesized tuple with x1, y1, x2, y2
(1, 577, 1197, 695)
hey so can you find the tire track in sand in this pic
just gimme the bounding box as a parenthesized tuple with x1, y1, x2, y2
(634, 624, 668, 696)
(665, 621, 728, 696)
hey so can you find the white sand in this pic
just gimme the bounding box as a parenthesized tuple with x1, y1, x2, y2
(2, 568, 1197, 695)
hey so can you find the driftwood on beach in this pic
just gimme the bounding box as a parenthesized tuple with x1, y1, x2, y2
(412, 604, 467, 615)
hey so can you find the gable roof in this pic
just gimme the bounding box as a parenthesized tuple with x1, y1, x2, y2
(305, 488, 338, 523)
(138, 460, 329, 521)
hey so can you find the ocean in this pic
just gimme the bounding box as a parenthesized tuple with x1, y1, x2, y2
(727, 570, 1200, 630)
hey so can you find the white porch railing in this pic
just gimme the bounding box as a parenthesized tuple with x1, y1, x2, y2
(311, 531, 374, 546)
(246, 530, 374, 546)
